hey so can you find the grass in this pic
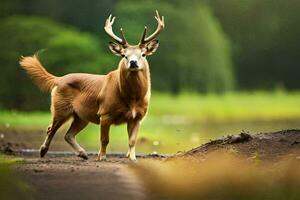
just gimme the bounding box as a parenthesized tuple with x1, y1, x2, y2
(0, 91, 300, 154)
(0, 154, 24, 164)
(1, 91, 300, 125)
(149, 90, 300, 121)
(0, 154, 32, 200)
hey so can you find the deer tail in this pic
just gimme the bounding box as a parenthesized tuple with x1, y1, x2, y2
(19, 55, 58, 92)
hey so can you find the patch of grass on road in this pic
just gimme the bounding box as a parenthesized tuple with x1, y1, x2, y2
(0, 154, 32, 200)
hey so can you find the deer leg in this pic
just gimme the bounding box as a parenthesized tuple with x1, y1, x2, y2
(126, 120, 140, 161)
(96, 124, 110, 161)
(64, 115, 88, 159)
(40, 118, 66, 158)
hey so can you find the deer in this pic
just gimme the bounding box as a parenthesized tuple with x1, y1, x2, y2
(19, 11, 165, 161)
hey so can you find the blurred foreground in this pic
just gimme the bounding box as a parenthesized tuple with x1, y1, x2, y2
(134, 153, 300, 200)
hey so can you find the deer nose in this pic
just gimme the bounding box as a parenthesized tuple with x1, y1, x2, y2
(129, 60, 138, 68)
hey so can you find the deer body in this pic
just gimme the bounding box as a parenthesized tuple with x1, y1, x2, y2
(54, 73, 104, 124)
(19, 11, 164, 161)
(99, 59, 150, 124)
(53, 60, 150, 125)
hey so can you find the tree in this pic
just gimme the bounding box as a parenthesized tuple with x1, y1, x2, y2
(115, 0, 234, 93)
(0, 16, 113, 110)
(211, 0, 300, 90)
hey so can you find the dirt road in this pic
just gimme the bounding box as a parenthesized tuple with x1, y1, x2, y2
(16, 153, 157, 200)
(2, 129, 300, 200)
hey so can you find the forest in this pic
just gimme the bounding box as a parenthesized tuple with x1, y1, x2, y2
(1, 0, 300, 110)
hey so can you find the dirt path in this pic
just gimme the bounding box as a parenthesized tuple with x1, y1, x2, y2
(15, 153, 158, 200)
(2, 129, 300, 200)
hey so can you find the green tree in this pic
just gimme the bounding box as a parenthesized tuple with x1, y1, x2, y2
(211, 0, 300, 90)
(115, 0, 234, 93)
(0, 16, 113, 110)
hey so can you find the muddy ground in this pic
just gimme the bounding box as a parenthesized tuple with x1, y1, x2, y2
(1, 129, 300, 200)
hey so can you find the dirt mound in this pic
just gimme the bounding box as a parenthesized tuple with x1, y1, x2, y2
(183, 129, 300, 161)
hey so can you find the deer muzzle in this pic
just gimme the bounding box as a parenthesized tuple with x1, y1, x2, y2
(129, 60, 139, 69)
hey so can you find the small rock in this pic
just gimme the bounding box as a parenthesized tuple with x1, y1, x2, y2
(33, 169, 43, 173)
(228, 132, 252, 144)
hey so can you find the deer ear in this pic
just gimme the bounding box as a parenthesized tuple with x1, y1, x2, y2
(144, 40, 159, 56)
(108, 41, 124, 56)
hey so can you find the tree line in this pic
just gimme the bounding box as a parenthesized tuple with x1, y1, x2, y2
(0, 0, 299, 110)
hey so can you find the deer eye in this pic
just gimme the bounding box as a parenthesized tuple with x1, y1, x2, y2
(142, 53, 146, 57)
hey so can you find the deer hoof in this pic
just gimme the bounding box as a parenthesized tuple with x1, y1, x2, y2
(96, 155, 107, 161)
(129, 157, 137, 162)
(100, 155, 107, 161)
(40, 146, 48, 158)
(78, 151, 88, 160)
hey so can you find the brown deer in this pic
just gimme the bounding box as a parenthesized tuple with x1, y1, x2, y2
(19, 11, 165, 161)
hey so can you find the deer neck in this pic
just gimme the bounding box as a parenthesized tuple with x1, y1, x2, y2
(118, 60, 150, 101)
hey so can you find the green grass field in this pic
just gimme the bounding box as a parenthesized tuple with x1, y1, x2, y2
(1, 91, 300, 153)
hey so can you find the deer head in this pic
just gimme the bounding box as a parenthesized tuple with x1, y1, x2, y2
(104, 10, 165, 71)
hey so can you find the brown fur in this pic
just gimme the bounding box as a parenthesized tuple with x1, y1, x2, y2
(19, 54, 150, 160)
(19, 55, 57, 91)
(19, 55, 150, 124)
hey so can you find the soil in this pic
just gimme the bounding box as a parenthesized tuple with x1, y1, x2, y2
(182, 129, 300, 161)
(1, 129, 300, 200)
(15, 153, 161, 200)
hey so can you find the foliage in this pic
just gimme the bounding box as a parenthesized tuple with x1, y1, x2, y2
(115, 0, 234, 93)
(0, 0, 116, 34)
(210, 0, 300, 90)
(0, 16, 112, 110)
(0, 0, 300, 110)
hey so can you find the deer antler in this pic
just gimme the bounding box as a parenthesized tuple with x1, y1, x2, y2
(140, 10, 165, 45)
(104, 14, 128, 46)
